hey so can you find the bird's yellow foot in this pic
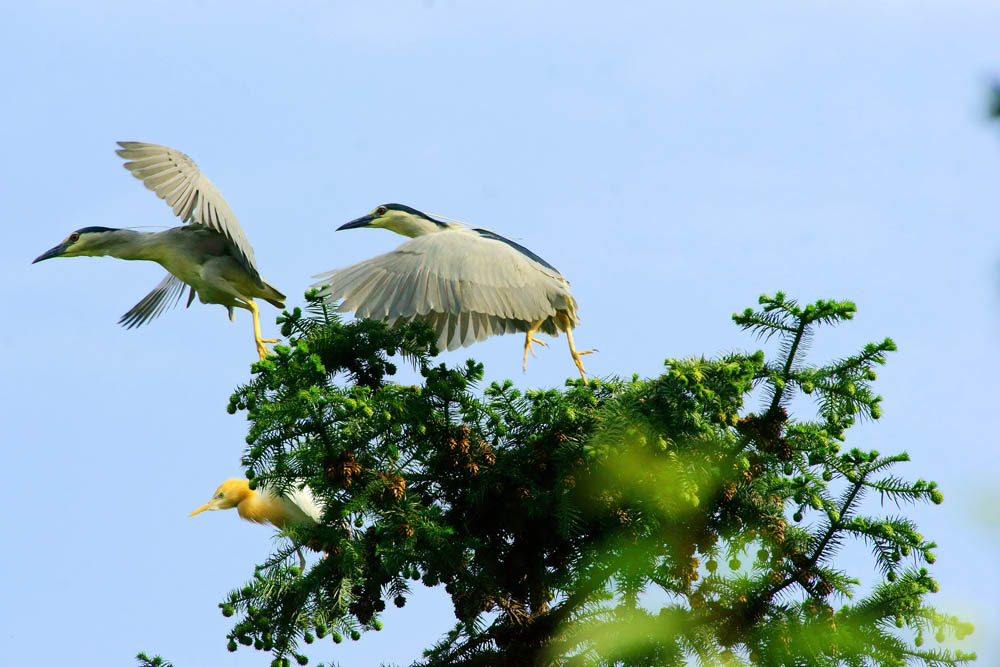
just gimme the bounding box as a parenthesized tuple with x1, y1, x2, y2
(523, 333, 548, 371)
(564, 326, 595, 384)
(248, 300, 278, 361)
(570, 349, 595, 383)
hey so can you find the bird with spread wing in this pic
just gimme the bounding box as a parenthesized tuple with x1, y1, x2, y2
(33, 142, 285, 360)
(313, 203, 593, 381)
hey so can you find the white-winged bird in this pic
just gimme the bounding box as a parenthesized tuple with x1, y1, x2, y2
(312, 204, 593, 381)
(33, 142, 285, 360)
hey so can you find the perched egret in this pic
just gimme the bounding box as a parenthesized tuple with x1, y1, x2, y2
(33, 142, 285, 360)
(313, 204, 593, 381)
(190, 478, 323, 570)
(189, 478, 323, 529)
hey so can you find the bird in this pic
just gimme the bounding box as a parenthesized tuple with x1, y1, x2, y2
(32, 142, 285, 361)
(189, 478, 323, 529)
(312, 203, 593, 381)
(190, 478, 323, 570)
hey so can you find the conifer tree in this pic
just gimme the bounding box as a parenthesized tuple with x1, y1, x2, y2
(144, 292, 975, 666)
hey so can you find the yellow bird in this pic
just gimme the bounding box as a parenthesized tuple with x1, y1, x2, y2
(190, 479, 323, 570)
(189, 478, 323, 528)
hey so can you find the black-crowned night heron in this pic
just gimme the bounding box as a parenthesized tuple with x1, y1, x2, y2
(33, 142, 285, 360)
(312, 204, 593, 382)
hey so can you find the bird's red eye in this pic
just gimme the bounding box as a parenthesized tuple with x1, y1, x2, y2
(69, 233, 79, 242)
(376, 206, 387, 216)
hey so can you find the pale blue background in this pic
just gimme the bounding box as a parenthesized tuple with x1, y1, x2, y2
(1, 1, 997, 665)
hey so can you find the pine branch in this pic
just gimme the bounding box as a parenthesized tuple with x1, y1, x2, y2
(156, 292, 976, 667)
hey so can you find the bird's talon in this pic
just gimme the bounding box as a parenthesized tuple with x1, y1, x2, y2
(523, 334, 547, 370)
(562, 322, 591, 385)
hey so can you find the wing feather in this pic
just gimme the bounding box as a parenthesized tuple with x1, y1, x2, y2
(285, 484, 324, 524)
(347, 269, 393, 317)
(115, 141, 261, 285)
(174, 187, 197, 223)
(118, 273, 187, 329)
(389, 270, 417, 321)
(422, 267, 441, 313)
(333, 269, 383, 314)
(362, 271, 398, 319)
(444, 312, 459, 350)
(459, 311, 472, 348)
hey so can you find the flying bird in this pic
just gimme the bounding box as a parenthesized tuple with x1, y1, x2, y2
(33, 142, 285, 360)
(312, 204, 593, 381)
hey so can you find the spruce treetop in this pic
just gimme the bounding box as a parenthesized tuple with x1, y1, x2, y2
(144, 291, 974, 666)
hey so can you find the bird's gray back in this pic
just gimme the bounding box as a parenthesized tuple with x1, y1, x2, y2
(470, 228, 562, 275)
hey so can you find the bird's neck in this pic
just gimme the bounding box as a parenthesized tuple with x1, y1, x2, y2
(94, 229, 168, 262)
(236, 488, 285, 528)
(385, 216, 450, 238)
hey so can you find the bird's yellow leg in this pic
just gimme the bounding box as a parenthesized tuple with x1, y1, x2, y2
(523, 319, 548, 371)
(247, 300, 277, 360)
(559, 314, 594, 384)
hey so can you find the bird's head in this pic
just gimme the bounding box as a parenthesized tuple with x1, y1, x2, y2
(32, 226, 122, 263)
(338, 203, 448, 238)
(189, 478, 252, 517)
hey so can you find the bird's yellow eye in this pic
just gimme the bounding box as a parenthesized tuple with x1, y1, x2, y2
(376, 206, 387, 216)
(69, 233, 80, 242)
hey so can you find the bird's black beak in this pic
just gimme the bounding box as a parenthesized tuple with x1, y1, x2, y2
(32, 242, 69, 264)
(337, 214, 376, 231)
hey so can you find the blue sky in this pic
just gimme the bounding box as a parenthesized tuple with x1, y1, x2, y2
(2, 1, 998, 664)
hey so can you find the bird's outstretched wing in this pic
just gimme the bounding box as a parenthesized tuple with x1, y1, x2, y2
(118, 273, 187, 329)
(115, 141, 262, 285)
(313, 229, 578, 350)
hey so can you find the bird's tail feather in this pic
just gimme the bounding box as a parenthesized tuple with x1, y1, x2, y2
(262, 282, 286, 309)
